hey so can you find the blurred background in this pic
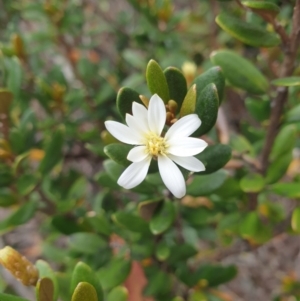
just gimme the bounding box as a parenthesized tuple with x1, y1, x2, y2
(0, 1, 300, 301)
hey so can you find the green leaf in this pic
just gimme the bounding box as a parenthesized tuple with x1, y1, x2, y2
(112, 212, 150, 234)
(243, 1, 280, 18)
(0, 189, 17, 207)
(116, 87, 142, 120)
(195, 144, 231, 174)
(35, 260, 59, 301)
(285, 104, 300, 123)
(107, 286, 128, 301)
(210, 50, 268, 94)
(5, 57, 23, 97)
(240, 173, 265, 193)
(192, 66, 225, 103)
(98, 258, 131, 291)
(150, 200, 176, 235)
(216, 13, 280, 47)
(0, 200, 37, 232)
(39, 127, 64, 176)
(176, 264, 237, 287)
(270, 182, 300, 198)
(146, 60, 169, 103)
(269, 125, 296, 161)
(144, 270, 171, 297)
(0, 89, 13, 115)
(272, 76, 300, 86)
(187, 170, 227, 196)
(292, 207, 300, 233)
(51, 215, 82, 235)
(180, 84, 196, 117)
(36, 278, 54, 301)
(245, 97, 270, 122)
(71, 282, 98, 301)
(193, 83, 219, 136)
(155, 242, 170, 261)
(95, 172, 120, 189)
(0, 293, 30, 301)
(16, 173, 39, 196)
(182, 207, 216, 226)
(103, 159, 124, 181)
(266, 151, 292, 184)
(104, 144, 132, 167)
(230, 134, 254, 156)
(164, 67, 187, 109)
(167, 244, 197, 265)
(71, 262, 103, 301)
(85, 212, 112, 236)
(239, 211, 272, 244)
(69, 233, 107, 254)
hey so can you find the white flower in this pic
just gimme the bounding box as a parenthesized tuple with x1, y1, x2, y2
(105, 94, 207, 198)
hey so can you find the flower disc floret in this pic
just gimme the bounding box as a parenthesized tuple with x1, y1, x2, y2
(105, 94, 207, 198)
(145, 133, 168, 157)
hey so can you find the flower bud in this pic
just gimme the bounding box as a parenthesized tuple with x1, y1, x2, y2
(167, 100, 178, 114)
(0, 246, 38, 286)
(182, 61, 197, 86)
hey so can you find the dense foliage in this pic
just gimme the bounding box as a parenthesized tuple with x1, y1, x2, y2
(0, 0, 300, 300)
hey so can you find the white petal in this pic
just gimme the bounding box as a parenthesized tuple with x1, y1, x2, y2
(168, 154, 205, 172)
(148, 94, 166, 135)
(158, 155, 186, 198)
(132, 102, 150, 132)
(117, 158, 151, 189)
(127, 146, 149, 162)
(168, 137, 207, 157)
(105, 121, 142, 145)
(165, 114, 201, 140)
(126, 113, 148, 136)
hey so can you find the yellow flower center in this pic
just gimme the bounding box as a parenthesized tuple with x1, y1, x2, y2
(145, 133, 168, 157)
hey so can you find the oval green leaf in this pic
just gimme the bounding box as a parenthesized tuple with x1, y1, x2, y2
(71, 262, 103, 301)
(113, 212, 150, 234)
(116, 87, 142, 120)
(39, 127, 64, 176)
(146, 60, 169, 103)
(240, 173, 265, 193)
(69, 233, 107, 255)
(164, 67, 187, 109)
(269, 125, 296, 161)
(243, 1, 280, 18)
(286, 104, 300, 123)
(107, 286, 128, 301)
(216, 13, 280, 47)
(193, 83, 219, 136)
(35, 260, 59, 301)
(98, 258, 131, 291)
(195, 144, 231, 174)
(150, 200, 176, 235)
(210, 50, 268, 94)
(104, 143, 132, 167)
(187, 170, 227, 196)
(71, 282, 98, 301)
(36, 278, 54, 301)
(266, 151, 292, 184)
(192, 66, 225, 103)
(270, 182, 300, 198)
(272, 76, 300, 86)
